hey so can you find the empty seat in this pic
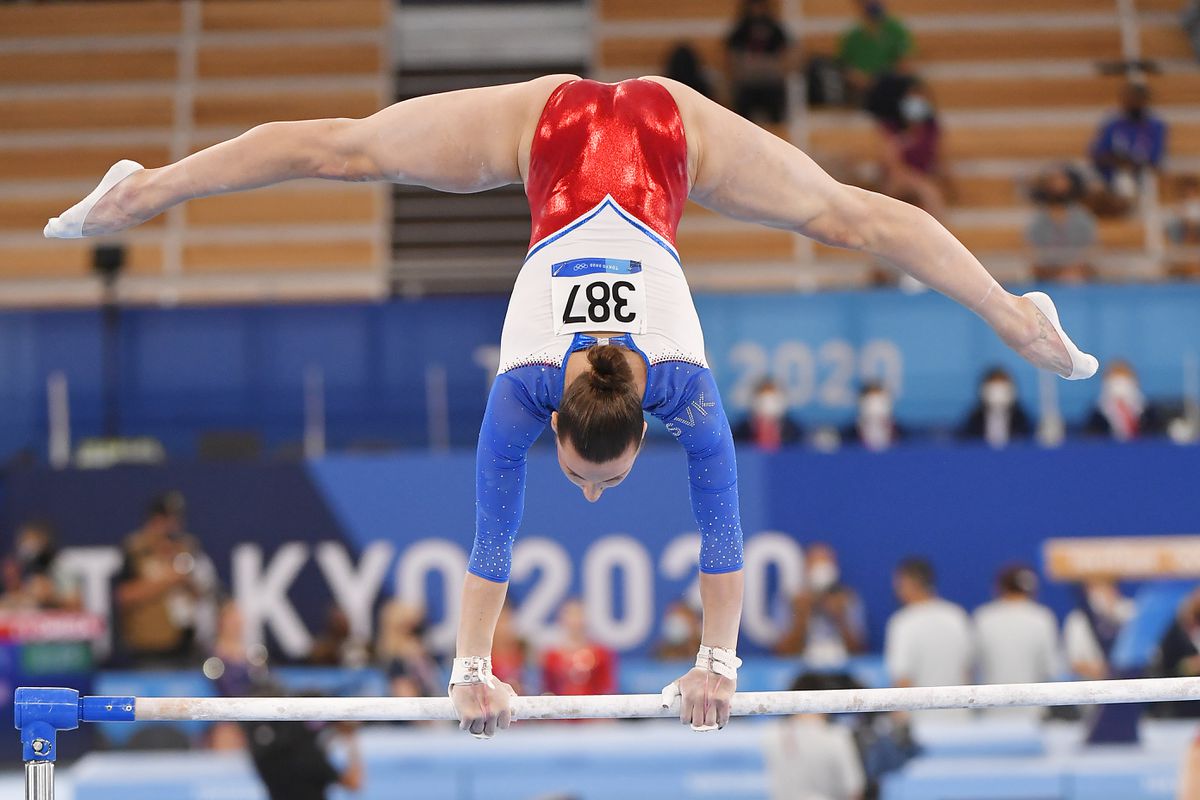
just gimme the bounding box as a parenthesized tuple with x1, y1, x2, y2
(192, 90, 380, 129)
(0, 1, 180, 38)
(185, 186, 381, 227)
(197, 42, 383, 80)
(0, 95, 174, 133)
(0, 241, 163, 280)
(0, 50, 177, 86)
(201, 0, 384, 33)
(182, 240, 377, 273)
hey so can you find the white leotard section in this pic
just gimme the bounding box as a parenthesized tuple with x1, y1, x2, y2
(498, 196, 707, 374)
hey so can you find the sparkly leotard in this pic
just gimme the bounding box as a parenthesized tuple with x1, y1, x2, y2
(468, 78, 743, 582)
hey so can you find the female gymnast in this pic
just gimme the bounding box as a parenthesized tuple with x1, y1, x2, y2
(45, 74, 1098, 739)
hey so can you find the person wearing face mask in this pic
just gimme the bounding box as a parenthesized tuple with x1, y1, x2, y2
(844, 383, 905, 451)
(656, 601, 703, 660)
(775, 543, 867, 666)
(733, 379, 803, 451)
(1027, 165, 1098, 283)
(1166, 175, 1200, 277)
(0, 520, 78, 610)
(972, 565, 1062, 720)
(1063, 577, 1135, 681)
(1090, 83, 1167, 196)
(877, 81, 946, 221)
(959, 367, 1033, 448)
(1151, 587, 1200, 718)
(725, 0, 792, 124)
(1084, 360, 1163, 441)
(838, 0, 912, 97)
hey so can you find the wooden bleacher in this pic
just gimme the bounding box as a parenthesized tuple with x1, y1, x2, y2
(0, 0, 391, 306)
(595, 0, 1199, 288)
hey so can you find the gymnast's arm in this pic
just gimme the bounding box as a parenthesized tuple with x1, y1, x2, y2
(453, 371, 547, 737)
(654, 367, 746, 730)
(49, 75, 574, 238)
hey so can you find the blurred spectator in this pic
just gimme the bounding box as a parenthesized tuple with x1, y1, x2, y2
(491, 602, 529, 694)
(763, 673, 867, 800)
(375, 600, 440, 698)
(655, 600, 702, 660)
(973, 565, 1061, 718)
(1090, 83, 1167, 199)
(245, 704, 363, 800)
(838, 1, 912, 97)
(115, 492, 218, 665)
(877, 79, 946, 220)
(1166, 174, 1200, 246)
(776, 543, 867, 665)
(1152, 586, 1200, 718)
(206, 600, 261, 751)
(844, 383, 904, 451)
(959, 367, 1033, 447)
(542, 598, 616, 697)
(725, 0, 791, 124)
(1, 519, 78, 610)
(733, 379, 802, 451)
(1027, 165, 1099, 283)
(665, 42, 715, 100)
(1084, 360, 1164, 441)
(1184, 0, 1200, 61)
(1064, 577, 1135, 680)
(885, 558, 972, 690)
(309, 606, 369, 668)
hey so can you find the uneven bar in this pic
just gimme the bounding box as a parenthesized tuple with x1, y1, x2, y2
(129, 676, 1200, 722)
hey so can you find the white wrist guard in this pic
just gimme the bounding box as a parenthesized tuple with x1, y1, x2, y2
(695, 645, 741, 681)
(449, 656, 497, 691)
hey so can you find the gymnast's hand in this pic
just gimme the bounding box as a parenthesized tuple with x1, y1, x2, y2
(661, 646, 741, 732)
(673, 666, 735, 731)
(449, 656, 516, 739)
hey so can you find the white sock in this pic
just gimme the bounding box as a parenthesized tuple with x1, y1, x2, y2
(44, 160, 144, 239)
(1023, 291, 1100, 381)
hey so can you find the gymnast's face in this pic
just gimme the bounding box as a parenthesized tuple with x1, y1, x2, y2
(550, 414, 647, 503)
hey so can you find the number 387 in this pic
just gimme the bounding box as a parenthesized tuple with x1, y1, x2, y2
(563, 280, 637, 325)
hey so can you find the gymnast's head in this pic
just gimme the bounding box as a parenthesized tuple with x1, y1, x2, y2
(551, 344, 647, 503)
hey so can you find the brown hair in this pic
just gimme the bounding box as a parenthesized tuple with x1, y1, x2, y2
(556, 345, 644, 464)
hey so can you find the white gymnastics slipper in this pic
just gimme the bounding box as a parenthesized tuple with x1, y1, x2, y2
(1023, 291, 1099, 380)
(44, 159, 144, 239)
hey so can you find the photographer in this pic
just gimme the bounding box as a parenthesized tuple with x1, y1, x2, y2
(114, 491, 218, 665)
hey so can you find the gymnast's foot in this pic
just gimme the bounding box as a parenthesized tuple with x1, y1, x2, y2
(44, 160, 146, 239)
(1005, 292, 1099, 380)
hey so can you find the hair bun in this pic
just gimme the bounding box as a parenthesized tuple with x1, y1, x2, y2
(587, 344, 635, 394)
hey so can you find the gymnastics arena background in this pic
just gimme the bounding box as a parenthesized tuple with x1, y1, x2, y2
(3, 1, 1200, 799)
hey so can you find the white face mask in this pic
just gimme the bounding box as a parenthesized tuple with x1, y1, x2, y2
(1087, 587, 1117, 616)
(859, 393, 892, 421)
(1183, 199, 1200, 224)
(1102, 374, 1142, 407)
(808, 561, 840, 592)
(753, 390, 787, 420)
(900, 95, 932, 123)
(662, 614, 691, 645)
(981, 380, 1015, 408)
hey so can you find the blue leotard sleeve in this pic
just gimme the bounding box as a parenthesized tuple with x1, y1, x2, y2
(470, 361, 742, 582)
(469, 367, 553, 582)
(648, 364, 744, 574)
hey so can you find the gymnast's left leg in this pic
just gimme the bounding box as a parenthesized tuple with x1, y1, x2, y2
(649, 76, 1097, 381)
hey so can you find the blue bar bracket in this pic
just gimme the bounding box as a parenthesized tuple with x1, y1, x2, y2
(14, 688, 136, 763)
(13, 688, 80, 764)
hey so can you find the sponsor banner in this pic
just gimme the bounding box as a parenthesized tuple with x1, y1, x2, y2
(2, 441, 1198, 660)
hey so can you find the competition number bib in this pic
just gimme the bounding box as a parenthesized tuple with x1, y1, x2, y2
(551, 258, 647, 336)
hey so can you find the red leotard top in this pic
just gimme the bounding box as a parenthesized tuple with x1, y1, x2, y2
(525, 78, 689, 249)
